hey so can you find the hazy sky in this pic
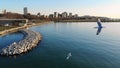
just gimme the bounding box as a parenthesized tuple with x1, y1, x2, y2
(0, 0, 120, 18)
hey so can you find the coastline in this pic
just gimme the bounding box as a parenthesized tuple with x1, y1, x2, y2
(0, 25, 27, 36)
(0, 21, 51, 36)
(0, 20, 51, 56)
(54, 20, 120, 22)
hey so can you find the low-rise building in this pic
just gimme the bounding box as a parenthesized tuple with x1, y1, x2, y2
(0, 19, 27, 26)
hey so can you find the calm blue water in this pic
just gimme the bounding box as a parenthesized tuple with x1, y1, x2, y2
(0, 32, 24, 50)
(0, 22, 120, 68)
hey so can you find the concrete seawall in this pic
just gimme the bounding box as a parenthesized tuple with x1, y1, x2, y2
(0, 29, 42, 56)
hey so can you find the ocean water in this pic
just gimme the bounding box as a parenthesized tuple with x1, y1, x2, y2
(0, 22, 120, 68)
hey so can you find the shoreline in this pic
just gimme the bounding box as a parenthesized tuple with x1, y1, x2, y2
(54, 20, 120, 22)
(0, 25, 27, 36)
(0, 21, 51, 56)
(0, 21, 52, 36)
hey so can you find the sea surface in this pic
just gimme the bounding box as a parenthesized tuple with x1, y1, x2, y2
(0, 22, 120, 68)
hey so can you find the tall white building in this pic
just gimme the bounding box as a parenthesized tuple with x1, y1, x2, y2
(24, 7, 28, 15)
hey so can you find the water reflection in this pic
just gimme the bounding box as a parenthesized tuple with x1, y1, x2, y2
(96, 27, 102, 35)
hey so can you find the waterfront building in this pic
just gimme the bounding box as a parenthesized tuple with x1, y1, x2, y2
(49, 14, 54, 18)
(74, 14, 78, 18)
(62, 12, 68, 18)
(3, 9, 7, 14)
(54, 12, 58, 18)
(58, 13, 62, 18)
(69, 13, 72, 18)
(23, 7, 28, 15)
(0, 19, 27, 26)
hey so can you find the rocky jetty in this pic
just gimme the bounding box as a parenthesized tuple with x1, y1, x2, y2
(0, 29, 42, 56)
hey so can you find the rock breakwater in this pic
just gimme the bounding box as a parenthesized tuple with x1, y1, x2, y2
(0, 29, 42, 56)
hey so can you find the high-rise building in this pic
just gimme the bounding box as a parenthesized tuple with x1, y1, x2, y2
(3, 9, 7, 14)
(49, 14, 54, 18)
(58, 13, 62, 18)
(23, 7, 28, 15)
(69, 13, 72, 18)
(54, 12, 58, 18)
(62, 12, 68, 18)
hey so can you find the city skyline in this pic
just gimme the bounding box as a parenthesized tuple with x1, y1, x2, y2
(0, 0, 120, 18)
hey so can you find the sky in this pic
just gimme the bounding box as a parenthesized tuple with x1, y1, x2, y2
(0, 0, 120, 18)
